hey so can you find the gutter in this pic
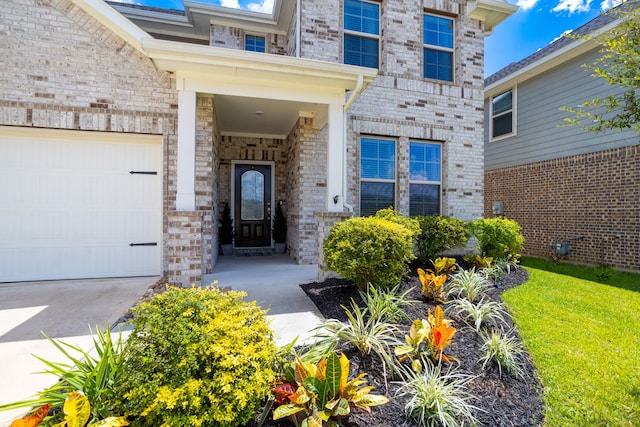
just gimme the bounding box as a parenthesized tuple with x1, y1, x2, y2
(342, 75, 365, 213)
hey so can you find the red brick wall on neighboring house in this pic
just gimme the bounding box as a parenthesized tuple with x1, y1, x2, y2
(485, 145, 640, 272)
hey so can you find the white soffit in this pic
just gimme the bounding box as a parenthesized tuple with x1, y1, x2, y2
(467, 0, 519, 35)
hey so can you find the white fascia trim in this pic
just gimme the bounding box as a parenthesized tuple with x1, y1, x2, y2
(485, 19, 620, 98)
(467, 0, 519, 35)
(71, 0, 149, 54)
(141, 38, 378, 89)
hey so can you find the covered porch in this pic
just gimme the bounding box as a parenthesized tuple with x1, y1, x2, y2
(142, 38, 377, 285)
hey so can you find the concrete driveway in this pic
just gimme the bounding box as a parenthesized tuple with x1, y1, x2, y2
(0, 255, 325, 426)
(0, 277, 156, 426)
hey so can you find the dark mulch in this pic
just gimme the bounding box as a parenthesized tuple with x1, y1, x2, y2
(257, 263, 544, 427)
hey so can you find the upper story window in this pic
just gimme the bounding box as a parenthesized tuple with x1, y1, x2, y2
(245, 34, 266, 52)
(360, 137, 395, 216)
(344, 0, 380, 69)
(491, 89, 515, 139)
(423, 14, 454, 81)
(409, 141, 442, 216)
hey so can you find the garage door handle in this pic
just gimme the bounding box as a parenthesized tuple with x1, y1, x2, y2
(129, 171, 158, 175)
(129, 242, 158, 247)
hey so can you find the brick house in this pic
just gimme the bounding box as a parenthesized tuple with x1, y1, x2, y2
(484, 7, 640, 271)
(0, 0, 516, 285)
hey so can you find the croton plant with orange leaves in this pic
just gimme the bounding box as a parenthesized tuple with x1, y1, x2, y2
(418, 257, 457, 302)
(394, 305, 457, 372)
(9, 391, 128, 427)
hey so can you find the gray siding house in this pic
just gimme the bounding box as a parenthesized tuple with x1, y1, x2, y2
(484, 8, 639, 271)
(0, 0, 516, 285)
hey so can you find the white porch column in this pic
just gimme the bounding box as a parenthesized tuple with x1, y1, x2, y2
(326, 103, 344, 212)
(176, 90, 196, 211)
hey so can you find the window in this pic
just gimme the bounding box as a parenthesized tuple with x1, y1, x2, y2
(360, 137, 395, 216)
(423, 14, 454, 81)
(245, 34, 265, 52)
(409, 142, 441, 216)
(491, 89, 515, 139)
(344, 0, 380, 68)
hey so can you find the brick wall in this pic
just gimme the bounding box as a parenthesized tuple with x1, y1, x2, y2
(485, 146, 640, 271)
(0, 0, 184, 276)
(210, 24, 287, 55)
(195, 95, 218, 274)
(286, 116, 326, 263)
(300, 0, 485, 222)
(165, 212, 203, 286)
(299, 0, 341, 62)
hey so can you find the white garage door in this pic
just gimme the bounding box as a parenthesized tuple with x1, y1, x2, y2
(0, 127, 162, 282)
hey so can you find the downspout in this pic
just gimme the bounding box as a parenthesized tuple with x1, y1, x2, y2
(342, 75, 365, 213)
(296, 0, 301, 57)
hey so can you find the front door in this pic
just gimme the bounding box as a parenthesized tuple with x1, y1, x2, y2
(234, 164, 272, 247)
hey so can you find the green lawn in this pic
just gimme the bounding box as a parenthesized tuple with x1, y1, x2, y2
(502, 262, 640, 426)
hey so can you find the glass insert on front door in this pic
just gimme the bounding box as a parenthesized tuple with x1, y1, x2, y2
(241, 170, 265, 221)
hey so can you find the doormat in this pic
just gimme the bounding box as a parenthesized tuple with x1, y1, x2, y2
(236, 249, 272, 257)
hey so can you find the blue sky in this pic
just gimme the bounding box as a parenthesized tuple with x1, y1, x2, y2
(111, 0, 621, 77)
(485, 0, 622, 77)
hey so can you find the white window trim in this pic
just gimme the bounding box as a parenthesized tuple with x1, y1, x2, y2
(423, 13, 455, 83)
(490, 86, 517, 142)
(343, 0, 381, 68)
(409, 141, 442, 215)
(359, 136, 397, 213)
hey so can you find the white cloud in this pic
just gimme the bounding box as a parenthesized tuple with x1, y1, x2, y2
(516, 0, 541, 11)
(551, 0, 593, 14)
(220, 0, 240, 8)
(247, 0, 274, 13)
(600, 0, 623, 10)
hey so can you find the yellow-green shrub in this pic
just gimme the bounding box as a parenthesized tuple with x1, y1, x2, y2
(374, 207, 421, 238)
(414, 215, 470, 262)
(323, 216, 415, 289)
(469, 217, 524, 259)
(112, 287, 277, 427)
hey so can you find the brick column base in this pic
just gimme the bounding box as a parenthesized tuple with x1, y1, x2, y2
(165, 211, 204, 287)
(316, 211, 352, 281)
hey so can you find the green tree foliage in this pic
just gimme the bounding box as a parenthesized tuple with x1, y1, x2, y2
(562, 7, 640, 133)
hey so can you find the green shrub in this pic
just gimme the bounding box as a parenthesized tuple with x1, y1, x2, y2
(113, 287, 278, 427)
(469, 217, 524, 259)
(323, 216, 415, 289)
(374, 207, 421, 238)
(415, 216, 470, 262)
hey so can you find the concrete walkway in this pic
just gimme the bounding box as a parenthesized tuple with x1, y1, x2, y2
(203, 254, 325, 346)
(0, 255, 324, 426)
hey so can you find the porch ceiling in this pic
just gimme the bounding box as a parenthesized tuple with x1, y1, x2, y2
(215, 95, 323, 139)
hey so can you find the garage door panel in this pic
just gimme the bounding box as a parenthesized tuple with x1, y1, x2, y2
(0, 128, 162, 282)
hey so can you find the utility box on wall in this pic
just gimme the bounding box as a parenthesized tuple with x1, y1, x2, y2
(492, 201, 504, 216)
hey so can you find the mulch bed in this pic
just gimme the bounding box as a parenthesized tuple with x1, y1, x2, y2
(256, 262, 544, 427)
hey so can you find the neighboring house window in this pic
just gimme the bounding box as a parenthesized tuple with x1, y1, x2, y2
(491, 89, 515, 139)
(409, 142, 442, 216)
(360, 137, 395, 216)
(423, 14, 454, 81)
(245, 34, 265, 52)
(344, 0, 380, 68)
